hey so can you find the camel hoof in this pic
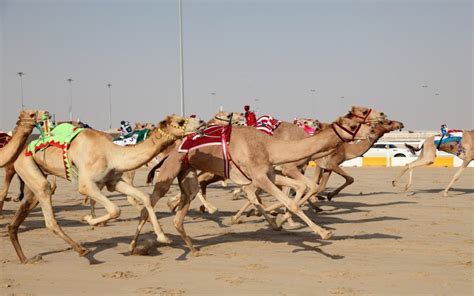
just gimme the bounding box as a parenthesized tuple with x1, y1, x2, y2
(13, 197, 21, 202)
(246, 209, 256, 217)
(320, 230, 333, 240)
(4, 196, 11, 202)
(207, 207, 218, 215)
(199, 205, 206, 213)
(442, 191, 450, 197)
(231, 195, 240, 200)
(81, 214, 93, 224)
(79, 248, 91, 257)
(27, 254, 43, 264)
(275, 214, 286, 229)
(327, 192, 336, 200)
(404, 185, 410, 191)
(392, 180, 397, 187)
(191, 249, 201, 257)
(230, 216, 241, 225)
(285, 222, 303, 230)
(157, 234, 172, 244)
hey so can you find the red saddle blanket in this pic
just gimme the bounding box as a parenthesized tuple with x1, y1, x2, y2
(0, 133, 11, 148)
(178, 125, 232, 153)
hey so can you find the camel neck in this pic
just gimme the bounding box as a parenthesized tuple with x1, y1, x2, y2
(267, 127, 345, 165)
(0, 124, 35, 167)
(110, 129, 174, 172)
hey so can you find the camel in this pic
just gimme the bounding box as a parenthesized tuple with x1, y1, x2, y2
(130, 116, 378, 255)
(0, 110, 47, 167)
(392, 131, 473, 196)
(313, 119, 404, 200)
(7, 115, 204, 263)
(174, 106, 387, 220)
(1, 120, 92, 215)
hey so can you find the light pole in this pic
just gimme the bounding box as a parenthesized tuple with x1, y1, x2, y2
(67, 78, 74, 121)
(107, 83, 112, 129)
(210, 92, 216, 112)
(178, 0, 185, 116)
(310, 89, 316, 117)
(17, 72, 25, 110)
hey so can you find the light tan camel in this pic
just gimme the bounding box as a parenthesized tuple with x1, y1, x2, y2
(392, 131, 473, 196)
(131, 116, 377, 255)
(313, 119, 404, 200)
(7, 115, 203, 263)
(0, 110, 47, 167)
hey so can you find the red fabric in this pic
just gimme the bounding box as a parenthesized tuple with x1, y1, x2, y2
(0, 133, 10, 148)
(255, 115, 281, 136)
(178, 125, 232, 152)
(245, 111, 257, 127)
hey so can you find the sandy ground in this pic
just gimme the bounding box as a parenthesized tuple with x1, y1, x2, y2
(0, 167, 472, 295)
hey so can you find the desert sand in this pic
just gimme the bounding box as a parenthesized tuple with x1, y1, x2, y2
(0, 167, 472, 295)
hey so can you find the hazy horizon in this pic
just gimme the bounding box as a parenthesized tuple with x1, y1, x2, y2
(1, 0, 472, 131)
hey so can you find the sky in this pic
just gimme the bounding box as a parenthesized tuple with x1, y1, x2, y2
(0, 0, 472, 131)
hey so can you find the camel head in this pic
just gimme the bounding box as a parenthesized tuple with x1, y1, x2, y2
(17, 110, 49, 128)
(158, 114, 204, 139)
(210, 111, 246, 126)
(332, 117, 377, 142)
(376, 119, 404, 133)
(348, 106, 387, 123)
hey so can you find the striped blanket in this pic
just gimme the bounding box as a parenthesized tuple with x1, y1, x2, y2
(255, 115, 281, 136)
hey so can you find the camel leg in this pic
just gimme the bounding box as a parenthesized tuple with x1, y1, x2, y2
(15, 176, 25, 202)
(6, 186, 39, 263)
(231, 187, 242, 200)
(242, 185, 280, 230)
(392, 150, 435, 190)
(50, 176, 57, 195)
(78, 180, 121, 226)
(13, 156, 90, 260)
(114, 179, 171, 244)
(130, 152, 184, 253)
(443, 159, 471, 197)
(326, 165, 354, 200)
(254, 175, 332, 239)
(197, 191, 218, 214)
(197, 173, 221, 213)
(124, 170, 143, 211)
(0, 164, 16, 214)
(230, 200, 252, 224)
(174, 169, 200, 254)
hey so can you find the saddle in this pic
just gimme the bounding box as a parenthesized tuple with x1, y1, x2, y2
(434, 130, 463, 147)
(26, 123, 83, 181)
(178, 125, 250, 181)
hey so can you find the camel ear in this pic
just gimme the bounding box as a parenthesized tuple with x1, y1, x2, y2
(159, 117, 171, 128)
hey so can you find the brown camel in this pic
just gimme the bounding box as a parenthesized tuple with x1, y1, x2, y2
(7, 115, 203, 263)
(131, 116, 377, 255)
(313, 119, 404, 200)
(0, 110, 47, 167)
(392, 131, 473, 196)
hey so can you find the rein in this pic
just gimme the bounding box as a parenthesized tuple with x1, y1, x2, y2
(350, 108, 373, 123)
(331, 122, 362, 142)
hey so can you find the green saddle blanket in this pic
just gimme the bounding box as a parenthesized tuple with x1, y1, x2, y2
(26, 123, 84, 181)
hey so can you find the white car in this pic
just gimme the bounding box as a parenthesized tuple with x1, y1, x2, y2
(364, 142, 417, 158)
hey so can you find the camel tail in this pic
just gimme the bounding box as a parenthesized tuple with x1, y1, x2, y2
(405, 143, 423, 154)
(146, 155, 169, 184)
